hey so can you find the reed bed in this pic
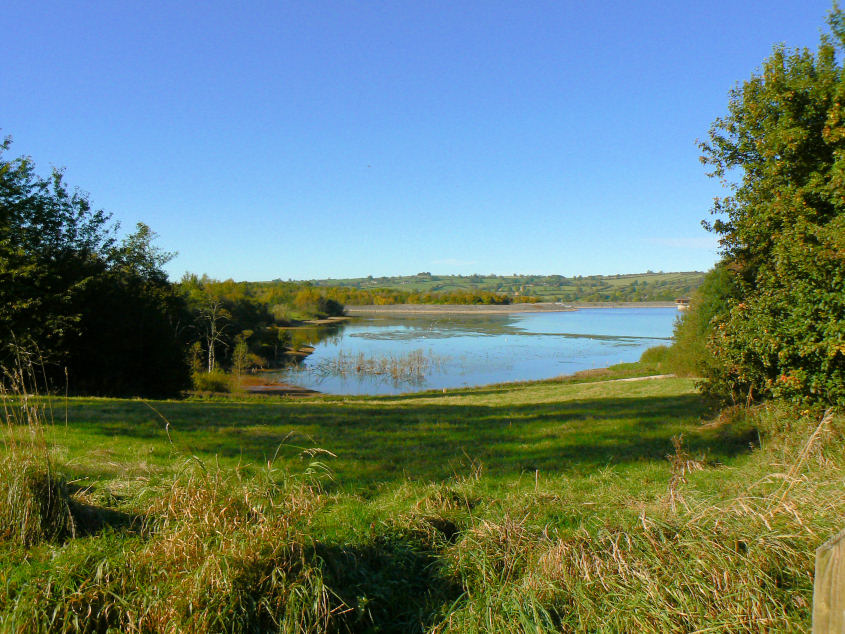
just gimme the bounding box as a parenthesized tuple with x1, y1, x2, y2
(311, 348, 447, 383)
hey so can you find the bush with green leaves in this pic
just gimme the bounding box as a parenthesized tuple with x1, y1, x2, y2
(0, 139, 190, 397)
(666, 265, 738, 378)
(191, 369, 234, 393)
(698, 9, 845, 405)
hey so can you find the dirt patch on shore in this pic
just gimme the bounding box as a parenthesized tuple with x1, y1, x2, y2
(345, 303, 572, 315)
(242, 383, 320, 396)
(345, 302, 675, 315)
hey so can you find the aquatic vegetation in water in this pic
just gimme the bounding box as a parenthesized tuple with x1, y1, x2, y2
(309, 349, 447, 384)
(276, 309, 678, 395)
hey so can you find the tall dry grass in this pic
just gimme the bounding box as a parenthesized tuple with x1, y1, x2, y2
(2, 458, 338, 632)
(431, 405, 842, 632)
(0, 351, 75, 545)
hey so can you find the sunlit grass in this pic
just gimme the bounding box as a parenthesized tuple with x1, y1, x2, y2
(0, 361, 840, 631)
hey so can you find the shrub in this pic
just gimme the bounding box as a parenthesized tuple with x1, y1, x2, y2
(639, 345, 670, 366)
(191, 370, 234, 393)
(705, 225, 845, 404)
(665, 265, 738, 378)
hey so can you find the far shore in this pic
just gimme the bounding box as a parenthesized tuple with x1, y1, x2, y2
(345, 301, 676, 315)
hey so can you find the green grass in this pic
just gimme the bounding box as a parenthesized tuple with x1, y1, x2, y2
(36, 378, 720, 490)
(0, 362, 841, 632)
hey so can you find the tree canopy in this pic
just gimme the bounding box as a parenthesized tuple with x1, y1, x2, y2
(697, 9, 845, 404)
(0, 139, 190, 396)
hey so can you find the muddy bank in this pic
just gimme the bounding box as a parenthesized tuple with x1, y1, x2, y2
(345, 301, 674, 315)
(276, 316, 350, 328)
(242, 382, 320, 396)
(344, 303, 571, 315)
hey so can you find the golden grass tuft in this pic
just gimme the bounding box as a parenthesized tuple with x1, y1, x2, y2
(0, 353, 75, 546)
(0, 456, 76, 545)
(130, 466, 332, 632)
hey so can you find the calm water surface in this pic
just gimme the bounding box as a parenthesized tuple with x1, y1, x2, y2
(277, 308, 677, 395)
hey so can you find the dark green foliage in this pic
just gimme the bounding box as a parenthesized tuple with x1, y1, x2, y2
(699, 10, 845, 404)
(67, 267, 191, 398)
(707, 222, 844, 403)
(0, 140, 189, 397)
(0, 138, 113, 367)
(666, 265, 739, 377)
(60, 224, 191, 397)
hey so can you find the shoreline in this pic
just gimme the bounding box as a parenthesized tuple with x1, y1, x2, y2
(248, 302, 676, 395)
(238, 367, 677, 397)
(242, 382, 320, 396)
(345, 301, 676, 315)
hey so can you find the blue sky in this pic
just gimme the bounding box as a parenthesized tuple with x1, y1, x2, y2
(4, 1, 835, 280)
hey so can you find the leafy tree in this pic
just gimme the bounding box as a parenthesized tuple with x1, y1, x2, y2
(112, 222, 174, 283)
(65, 224, 191, 397)
(232, 340, 249, 378)
(0, 137, 114, 366)
(181, 276, 233, 372)
(699, 9, 845, 404)
(0, 139, 189, 396)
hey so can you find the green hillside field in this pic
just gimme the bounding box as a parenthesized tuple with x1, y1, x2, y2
(305, 271, 705, 303)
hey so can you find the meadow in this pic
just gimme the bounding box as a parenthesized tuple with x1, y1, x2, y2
(1, 359, 841, 632)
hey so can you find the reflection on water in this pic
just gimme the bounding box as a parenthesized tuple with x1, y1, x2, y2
(273, 308, 677, 395)
(278, 322, 347, 351)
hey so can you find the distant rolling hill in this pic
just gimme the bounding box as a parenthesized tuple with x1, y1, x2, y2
(302, 271, 706, 303)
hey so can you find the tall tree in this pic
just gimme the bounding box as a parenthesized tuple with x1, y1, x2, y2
(699, 8, 845, 404)
(0, 139, 189, 396)
(0, 137, 113, 367)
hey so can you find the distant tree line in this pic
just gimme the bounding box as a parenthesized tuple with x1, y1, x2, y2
(307, 272, 704, 303)
(311, 286, 535, 306)
(177, 276, 345, 377)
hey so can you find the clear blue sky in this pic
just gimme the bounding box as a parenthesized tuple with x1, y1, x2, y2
(4, 1, 835, 280)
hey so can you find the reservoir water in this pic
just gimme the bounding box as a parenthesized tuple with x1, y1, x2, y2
(277, 307, 677, 395)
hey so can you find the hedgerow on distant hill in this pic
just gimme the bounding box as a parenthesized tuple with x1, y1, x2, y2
(302, 271, 705, 303)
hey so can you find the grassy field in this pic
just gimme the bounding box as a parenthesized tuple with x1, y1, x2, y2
(308, 271, 706, 302)
(1, 361, 841, 632)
